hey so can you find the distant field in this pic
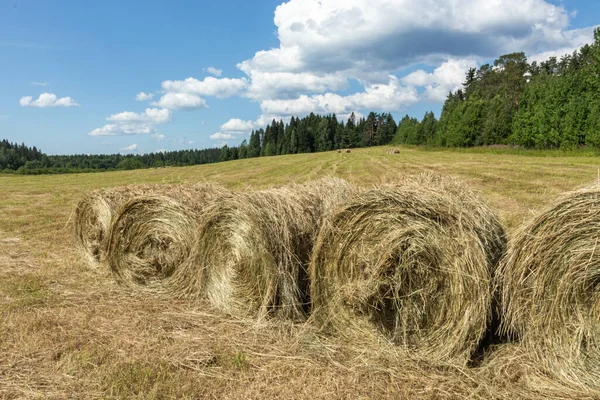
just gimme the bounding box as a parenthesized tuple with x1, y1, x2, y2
(1, 146, 599, 399)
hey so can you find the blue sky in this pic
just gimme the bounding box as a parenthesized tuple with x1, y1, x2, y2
(0, 0, 598, 155)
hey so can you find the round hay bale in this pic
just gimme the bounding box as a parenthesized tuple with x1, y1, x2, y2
(497, 185, 600, 387)
(74, 184, 167, 266)
(192, 177, 356, 320)
(309, 173, 506, 362)
(105, 183, 229, 293)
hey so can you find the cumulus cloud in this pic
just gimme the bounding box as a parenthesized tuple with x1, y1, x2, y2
(232, 0, 595, 102)
(209, 132, 235, 140)
(152, 92, 208, 110)
(205, 66, 223, 77)
(528, 25, 599, 64)
(136, 92, 154, 101)
(120, 144, 138, 152)
(244, 71, 348, 100)
(244, 0, 575, 76)
(20, 93, 79, 108)
(259, 76, 418, 116)
(402, 58, 479, 102)
(220, 118, 257, 134)
(88, 108, 171, 136)
(161, 76, 248, 98)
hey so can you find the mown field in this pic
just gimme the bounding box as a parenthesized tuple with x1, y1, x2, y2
(1, 146, 599, 399)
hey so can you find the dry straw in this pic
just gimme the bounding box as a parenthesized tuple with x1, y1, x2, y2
(74, 184, 169, 266)
(309, 173, 506, 363)
(190, 177, 356, 321)
(105, 183, 229, 292)
(496, 184, 600, 390)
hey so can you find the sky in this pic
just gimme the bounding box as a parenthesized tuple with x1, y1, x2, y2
(0, 0, 598, 155)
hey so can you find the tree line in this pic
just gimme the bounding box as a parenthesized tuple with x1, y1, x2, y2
(394, 28, 600, 149)
(4, 28, 599, 174)
(0, 139, 222, 174)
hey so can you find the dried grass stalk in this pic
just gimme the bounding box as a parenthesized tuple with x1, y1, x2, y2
(192, 177, 356, 320)
(497, 185, 600, 388)
(74, 184, 168, 266)
(105, 183, 229, 292)
(309, 173, 506, 363)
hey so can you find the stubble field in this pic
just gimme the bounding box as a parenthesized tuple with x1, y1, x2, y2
(1, 146, 599, 399)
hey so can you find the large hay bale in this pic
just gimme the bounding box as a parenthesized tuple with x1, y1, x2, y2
(192, 177, 356, 320)
(74, 184, 167, 266)
(497, 185, 600, 388)
(309, 173, 506, 362)
(105, 183, 229, 292)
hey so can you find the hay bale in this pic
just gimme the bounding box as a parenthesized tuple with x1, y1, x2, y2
(392, 148, 401, 154)
(497, 185, 600, 388)
(74, 184, 167, 266)
(345, 149, 351, 153)
(309, 173, 506, 362)
(105, 183, 229, 292)
(192, 177, 356, 320)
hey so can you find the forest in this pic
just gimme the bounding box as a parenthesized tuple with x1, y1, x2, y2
(2, 28, 599, 174)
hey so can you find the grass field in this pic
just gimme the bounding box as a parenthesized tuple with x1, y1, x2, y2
(2, 146, 599, 399)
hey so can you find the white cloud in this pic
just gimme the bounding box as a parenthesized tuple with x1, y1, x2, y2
(120, 144, 138, 152)
(210, 132, 235, 140)
(220, 118, 256, 134)
(527, 25, 599, 64)
(205, 67, 223, 77)
(31, 81, 49, 87)
(402, 58, 479, 102)
(152, 133, 166, 140)
(20, 93, 79, 108)
(152, 92, 208, 110)
(161, 76, 248, 98)
(188, 140, 195, 144)
(259, 75, 418, 116)
(233, 0, 595, 102)
(156, 148, 166, 153)
(136, 92, 154, 101)
(107, 108, 172, 124)
(88, 108, 171, 136)
(244, 71, 348, 100)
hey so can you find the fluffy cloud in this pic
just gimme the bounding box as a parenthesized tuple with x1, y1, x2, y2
(152, 92, 208, 110)
(205, 67, 223, 77)
(402, 58, 479, 102)
(20, 93, 79, 108)
(528, 25, 599, 64)
(259, 76, 418, 116)
(161, 76, 248, 98)
(120, 144, 138, 152)
(234, 0, 594, 102)
(136, 92, 154, 101)
(209, 132, 235, 140)
(220, 118, 256, 134)
(248, 0, 573, 75)
(107, 108, 171, 123)
(244, 71, 348, 100)
(88, 108, 171, 136)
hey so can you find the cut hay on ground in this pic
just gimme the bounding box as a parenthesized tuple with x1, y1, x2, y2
(309, 173, 506, 363)
(105, 183, 229, 292)
(190, 177, 356, 321)
(74, 184, 169, 266)
(496, 184, 600, 389)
